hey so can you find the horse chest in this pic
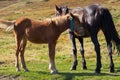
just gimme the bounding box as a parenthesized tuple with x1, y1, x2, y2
(74, 26, 90, 37)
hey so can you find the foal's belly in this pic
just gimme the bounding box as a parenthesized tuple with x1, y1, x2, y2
(26, 35, 48, 44)
(25, 29, 48, 44)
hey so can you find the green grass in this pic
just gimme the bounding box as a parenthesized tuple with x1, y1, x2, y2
(0, 0, 120, 80)
(0, 30, 120, 80)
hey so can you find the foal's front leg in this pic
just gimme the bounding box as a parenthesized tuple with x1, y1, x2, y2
(69, 31, 78, 70)
(48, 42, 58, 74)
(20, 38, 29, 72)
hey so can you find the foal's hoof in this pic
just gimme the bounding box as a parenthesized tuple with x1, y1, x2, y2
(51, 70, 58, 74)
(16, 69, 20, 72)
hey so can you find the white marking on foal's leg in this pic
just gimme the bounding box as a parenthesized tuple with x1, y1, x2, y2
(49, 63, 58, 74)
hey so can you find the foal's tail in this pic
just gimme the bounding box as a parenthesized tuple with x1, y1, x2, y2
(0, 20, 15, 31)
(102, 8, 120, 55)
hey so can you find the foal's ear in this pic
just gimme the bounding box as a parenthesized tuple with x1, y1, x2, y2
(55, 5, 60, 11)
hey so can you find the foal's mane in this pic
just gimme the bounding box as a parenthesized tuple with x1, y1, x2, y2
(46, 14, 70, 25)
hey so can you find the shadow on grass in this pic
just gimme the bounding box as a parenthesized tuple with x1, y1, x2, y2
(116, 67, 120, 72)
(58, 71, 120, 80)
(36, 70, 120, 80)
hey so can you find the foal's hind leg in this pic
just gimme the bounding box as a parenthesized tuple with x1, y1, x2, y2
(103, 31, 114, 72)
(19, 37, 29, 72)
(69, 31, 78, 70)
(15, 35, 22, 72)
(78, 37, 87, 70)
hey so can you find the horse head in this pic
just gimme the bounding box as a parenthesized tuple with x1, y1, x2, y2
(69, 13, 85, 36)
(55, 5, 86, 36)
(55, 5, 70, 16)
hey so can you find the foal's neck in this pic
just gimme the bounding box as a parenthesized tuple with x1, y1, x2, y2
(53, 15, 70, 33)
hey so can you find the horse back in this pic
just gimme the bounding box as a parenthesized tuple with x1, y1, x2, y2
(83, 4, 105, 26)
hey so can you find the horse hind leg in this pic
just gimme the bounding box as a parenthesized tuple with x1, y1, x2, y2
(78, 37, 87, 70)
(107, 42, 114, 72)
(103, 31, 114, 72)
(19, 37, 29, 72)
(90, 34, 101, 74)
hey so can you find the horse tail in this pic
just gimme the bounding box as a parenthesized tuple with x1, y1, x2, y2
(0, 20, 15, 31)
(102, 8, 120, 55)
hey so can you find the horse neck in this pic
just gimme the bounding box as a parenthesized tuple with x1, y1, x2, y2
(53, 16, 70, 33)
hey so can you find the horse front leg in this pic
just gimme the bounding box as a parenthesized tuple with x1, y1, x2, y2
(69, 31, 78, 70)
(48, 42, 58, 74)
(78, 37, 87, 70)
(20, 38, 29, 72)
(91, 35, 101, 74)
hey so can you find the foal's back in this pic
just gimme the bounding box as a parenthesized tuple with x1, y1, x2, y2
(14, 17, 56, 43)
(14, 15, 69, 44)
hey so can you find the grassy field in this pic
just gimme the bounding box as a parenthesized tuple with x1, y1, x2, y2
(0, 0, 120, 80)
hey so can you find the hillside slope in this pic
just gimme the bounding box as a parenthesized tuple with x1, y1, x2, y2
(0, 0, 120, 80)
(0, 0, 119, 22)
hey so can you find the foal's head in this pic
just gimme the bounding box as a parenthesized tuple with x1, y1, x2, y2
(55, 5, 70, 16)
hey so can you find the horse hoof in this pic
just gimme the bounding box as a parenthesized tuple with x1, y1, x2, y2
(51, 70, 58, 74)
(70, 66, 76, 70)
(110, 69, 114, 73)
(70, 68, 76, 70)
(82, 66, 87, 70)
(94, 70, 100, 74)
(24, 69, 29, 72)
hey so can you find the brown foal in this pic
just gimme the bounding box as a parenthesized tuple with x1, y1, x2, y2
(0, 13, 82, 74)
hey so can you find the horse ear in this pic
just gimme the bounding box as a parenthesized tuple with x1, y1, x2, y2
(55, 5, 60, 11)
(70, 13, 75, 19)
(71, 11, 84, 23)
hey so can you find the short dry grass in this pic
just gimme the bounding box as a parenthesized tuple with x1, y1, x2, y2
(0, 0, 120, 80)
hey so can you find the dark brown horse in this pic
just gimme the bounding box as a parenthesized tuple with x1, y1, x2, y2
(0, 13, 83, 74)
(56, 5, 88, 71)
(55, 4, 120, 73)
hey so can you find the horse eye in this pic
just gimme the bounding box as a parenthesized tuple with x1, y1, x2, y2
(65, 9, 69, 14)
